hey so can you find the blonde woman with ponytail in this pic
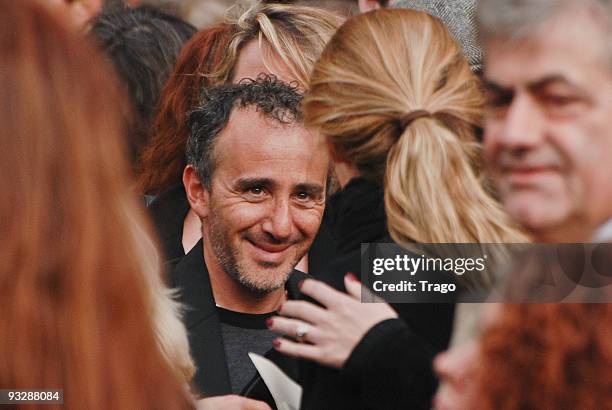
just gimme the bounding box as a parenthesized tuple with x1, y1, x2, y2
(268, 9, 527, 410)
(309, 10, 523, 247)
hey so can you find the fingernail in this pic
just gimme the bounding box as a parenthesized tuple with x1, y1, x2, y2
(277, 303, 284, 313)
(272, 339, 281, 349)
(266, 317, 273, 328)
(298, 279, 305, 290)
(346, 272, 359, 282)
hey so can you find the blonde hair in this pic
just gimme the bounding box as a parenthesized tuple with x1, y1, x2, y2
(305, 9, 527, 247)
(213, 2, 343, 87)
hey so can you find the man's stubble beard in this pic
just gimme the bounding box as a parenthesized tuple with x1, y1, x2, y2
(207, 208, 302, 295)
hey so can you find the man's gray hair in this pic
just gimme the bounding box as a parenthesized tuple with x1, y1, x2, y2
(392, 0, 482, 72)
(478, 0, 611, 66)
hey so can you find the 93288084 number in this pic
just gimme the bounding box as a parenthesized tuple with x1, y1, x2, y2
(0, 389, 63, 404)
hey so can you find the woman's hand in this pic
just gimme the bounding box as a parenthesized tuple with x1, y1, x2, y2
(268, 273, 398, 369)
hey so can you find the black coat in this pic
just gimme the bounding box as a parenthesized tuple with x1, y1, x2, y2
(170, 239, 307, 405)
(148, 183, 338, 273)
(148, 184, 191, 269)
(298, 178, 455, 410)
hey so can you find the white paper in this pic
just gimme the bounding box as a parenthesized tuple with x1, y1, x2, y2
(248, 352, 302, 410)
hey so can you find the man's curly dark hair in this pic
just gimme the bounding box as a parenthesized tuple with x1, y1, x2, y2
(185, 74, 303, 188)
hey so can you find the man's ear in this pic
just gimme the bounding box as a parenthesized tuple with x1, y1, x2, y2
(183, 165, 210, 218)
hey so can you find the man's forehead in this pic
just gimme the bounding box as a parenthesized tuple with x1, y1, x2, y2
(213, 106, 328, 182)
(484, 71, 582, 94)
(484, 7, 610, 87)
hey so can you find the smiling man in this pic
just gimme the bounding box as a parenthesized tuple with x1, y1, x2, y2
(480, 0, 612, 243)
(173, 75, 329, 401)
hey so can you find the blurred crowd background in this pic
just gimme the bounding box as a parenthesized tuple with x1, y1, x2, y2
(1, 0, 611, 409)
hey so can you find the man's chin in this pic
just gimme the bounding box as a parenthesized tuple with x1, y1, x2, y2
(506, 200, 570, 238)
(236, 260, 296, 294)
(238, 279, 283, 295)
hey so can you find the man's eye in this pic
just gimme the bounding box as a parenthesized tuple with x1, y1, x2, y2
(249, 187, 265, 195)
(542, 94, 579, 106)
(485, 91, 513, 109)
(540, 94, 584, 118)
(296, 192, 311, 201)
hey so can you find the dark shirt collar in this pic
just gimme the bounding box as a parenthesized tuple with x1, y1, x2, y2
(216, 307, 275, 329)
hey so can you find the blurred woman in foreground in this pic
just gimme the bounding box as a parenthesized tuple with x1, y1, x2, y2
(269, 9, 526, 409)
(0, 1, 192, 407)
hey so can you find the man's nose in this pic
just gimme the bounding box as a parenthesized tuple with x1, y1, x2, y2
(488, 93, 545, 151)
(261, 198, 294, 241)
(433, 350, 454, 380)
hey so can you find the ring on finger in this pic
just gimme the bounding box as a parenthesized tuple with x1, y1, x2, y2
(295, 323, 310, 343)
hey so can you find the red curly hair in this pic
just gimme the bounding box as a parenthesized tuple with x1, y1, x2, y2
(475, 304, 612, 410)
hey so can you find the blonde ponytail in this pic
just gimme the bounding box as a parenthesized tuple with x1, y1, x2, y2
(385, 116, 521, 245)
(304, 9, 527, 249)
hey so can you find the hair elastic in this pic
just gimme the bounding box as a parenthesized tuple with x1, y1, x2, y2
(399, 109, 432, 129)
